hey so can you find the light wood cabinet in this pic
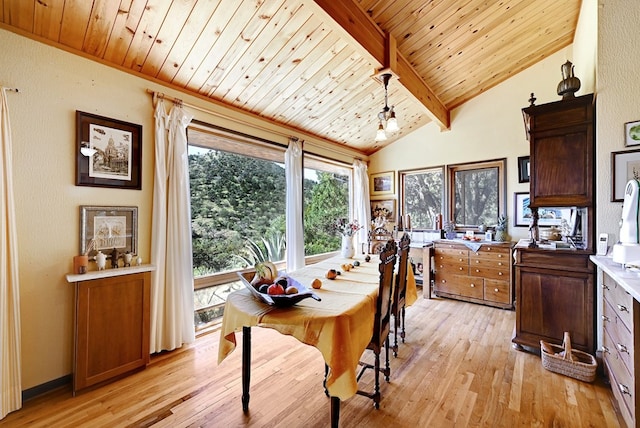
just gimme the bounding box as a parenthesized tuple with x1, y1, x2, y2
(433, 240, 513, 309)
(66, 266, 153, 394)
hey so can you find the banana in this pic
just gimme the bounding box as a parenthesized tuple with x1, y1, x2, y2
(250, 261, 279, 286)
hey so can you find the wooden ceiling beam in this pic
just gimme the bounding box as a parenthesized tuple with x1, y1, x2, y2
(312, 0, 450, 130)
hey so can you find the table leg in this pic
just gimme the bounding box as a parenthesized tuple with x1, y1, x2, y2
(330, 396, 340, 428)
(242, 326, 251, 413)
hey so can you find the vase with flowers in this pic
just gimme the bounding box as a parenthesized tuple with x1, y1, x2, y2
(334, 218, 363, 258)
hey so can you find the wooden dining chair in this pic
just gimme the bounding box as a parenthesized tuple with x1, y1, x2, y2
(392, 232, 411, 357)
(354, 238, 397, 409)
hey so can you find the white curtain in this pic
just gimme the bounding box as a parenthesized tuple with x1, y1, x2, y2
(150, 99, 195, 353)
(353, 159, 370, 254)
(285, 138, 304, 272)
(0, 88, 21, 419)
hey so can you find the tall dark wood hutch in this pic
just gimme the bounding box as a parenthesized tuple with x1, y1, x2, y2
(512, 93, 596, 353)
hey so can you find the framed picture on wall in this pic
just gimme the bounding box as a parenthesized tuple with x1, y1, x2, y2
(370, 171, 395, 196)
(625, 120, 640, 146)
(80, 206, 138, 257)
(517, 156, 530, 183)
(612, 148, 640, 201)
(76, 111, 142, 190)
(514, 192, 531, 227)
(370, 199, 395, 221)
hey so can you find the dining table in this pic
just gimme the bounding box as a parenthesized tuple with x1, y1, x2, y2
(218, 253, 418, 427)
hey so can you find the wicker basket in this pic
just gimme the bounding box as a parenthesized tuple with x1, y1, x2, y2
(540, 332, 597, 382)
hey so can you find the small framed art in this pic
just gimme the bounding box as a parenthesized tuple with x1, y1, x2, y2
(625, 120, 640, 147)
(612, 149, 640, 201)
(370, 171, 395, 196)
(517, 156, 530, 183)
(76, 111, 142, 189)
(80, 206, 138, 257)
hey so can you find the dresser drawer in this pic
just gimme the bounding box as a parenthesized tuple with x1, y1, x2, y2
(473, 247, 510, 261)
(435, 248, 468, 260)
(603, 329, 635, 426)
(469, 265, 509, 281)
(603, 299, 634, 370)
(469, 255, 510, 270)
(484, 279, 511, 304)
(603, 273, 634, 331)
(434, 274, 483, 299)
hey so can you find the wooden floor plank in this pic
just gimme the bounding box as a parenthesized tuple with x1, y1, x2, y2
(0, 291, 624, 428)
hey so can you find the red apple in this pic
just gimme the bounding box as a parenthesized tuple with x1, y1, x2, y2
(267, 283, 285, 295)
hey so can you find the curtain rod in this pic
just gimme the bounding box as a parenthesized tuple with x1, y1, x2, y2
(147, 89, 292, 140)
(146, 89, 367, 160)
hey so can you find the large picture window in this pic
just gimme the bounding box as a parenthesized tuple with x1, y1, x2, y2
(186, 123, 353, 330)
(448, 159, 506, 229)
(400, 167, 444, 230)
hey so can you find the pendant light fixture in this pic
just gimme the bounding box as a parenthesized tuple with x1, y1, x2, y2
(375, 72, 399, 141)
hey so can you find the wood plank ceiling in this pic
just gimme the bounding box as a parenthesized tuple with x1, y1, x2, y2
(0, 0, 581, 155)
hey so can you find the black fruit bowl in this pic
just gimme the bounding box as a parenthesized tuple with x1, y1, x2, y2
(237, 271, 321, 307)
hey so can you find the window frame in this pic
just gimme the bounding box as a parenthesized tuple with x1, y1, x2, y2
(399, 166, 446, 230)
(447, 158, 507, 230)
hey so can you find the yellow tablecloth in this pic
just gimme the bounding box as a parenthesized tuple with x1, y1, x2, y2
(217, 254, 417, 400)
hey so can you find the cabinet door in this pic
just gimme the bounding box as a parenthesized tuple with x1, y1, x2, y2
(515, 266, 594, 352)
(74, 272, 150, 392)
(530, 127, 593, 207)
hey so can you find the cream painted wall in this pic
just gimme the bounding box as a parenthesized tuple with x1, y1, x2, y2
(369, 48, 583, 242)
(1, 30, 155, 389)
(596, 0, 640, 241)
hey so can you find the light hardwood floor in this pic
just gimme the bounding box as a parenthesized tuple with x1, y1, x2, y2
(0, 292, 623, 427)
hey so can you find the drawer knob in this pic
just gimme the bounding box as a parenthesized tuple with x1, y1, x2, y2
(470, 284, 475, 288)
(601, 346, 610, 354)
(601, 315, 610, 322)
(441, 280, 446, 283)
(617, 304, 629, 313)
(476, 269, 480, 272)
(498, 272, 503, 276)
(459, 267, 464, 271)
(616, 343, 629, 354)
(475, 260, 480, 264)
(459, 258, 464, 262)
(494, 288, 499, 293)
(498, 262, 503, 266)
(498, 254, 502, 258)
(619, 384, 631, 396)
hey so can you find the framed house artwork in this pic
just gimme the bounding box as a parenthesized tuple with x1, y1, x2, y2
(76, 111, 142, 190)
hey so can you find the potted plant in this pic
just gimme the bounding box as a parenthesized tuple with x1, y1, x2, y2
(444, 221, 457, 240)
(494, 215, 510, 242)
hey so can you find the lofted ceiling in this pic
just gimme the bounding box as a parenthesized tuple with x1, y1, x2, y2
(0, 0, 581, 155)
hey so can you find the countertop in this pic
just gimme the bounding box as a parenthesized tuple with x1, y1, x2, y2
(590, 255, 640, 302)
(66, 264, 156, 283)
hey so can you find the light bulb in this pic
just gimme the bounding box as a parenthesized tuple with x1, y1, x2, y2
(386, 108, 399, 132)
(375, 123, 387, 141)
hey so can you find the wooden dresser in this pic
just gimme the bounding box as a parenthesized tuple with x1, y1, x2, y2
(433, 240, 513, 309)
(66, 265, 154, 394)
(591, 256, 640, 428)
